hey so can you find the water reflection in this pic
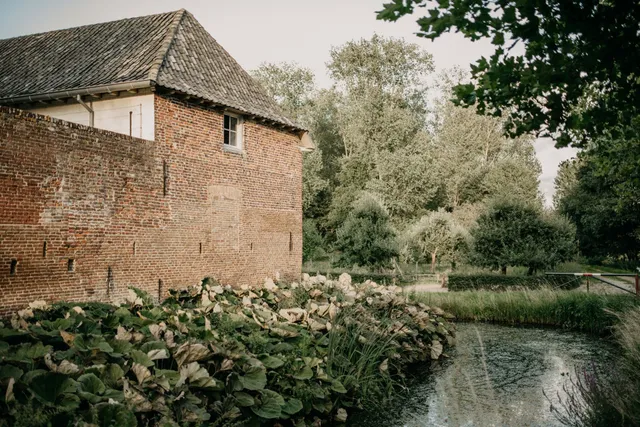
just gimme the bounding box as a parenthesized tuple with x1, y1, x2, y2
(353, 323, 614, 427)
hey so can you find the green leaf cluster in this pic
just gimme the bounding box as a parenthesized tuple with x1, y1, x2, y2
(0, 275, 455, 426)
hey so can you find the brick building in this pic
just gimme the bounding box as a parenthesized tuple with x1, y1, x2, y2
(0, 10, 312, 312)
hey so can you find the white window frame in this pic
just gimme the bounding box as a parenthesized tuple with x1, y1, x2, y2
(223, 112, 243, 152)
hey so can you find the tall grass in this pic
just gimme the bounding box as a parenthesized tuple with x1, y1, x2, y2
(326, 308, 399, 408)
(412, 289, 640, 334)
(550, 306, 640, 426)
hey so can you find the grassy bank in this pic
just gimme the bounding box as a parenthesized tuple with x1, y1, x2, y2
(412, 289, 640, 335)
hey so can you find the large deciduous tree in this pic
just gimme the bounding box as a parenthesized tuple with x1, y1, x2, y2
(469, 199, 576, 274)
(378, 0, 640, 147)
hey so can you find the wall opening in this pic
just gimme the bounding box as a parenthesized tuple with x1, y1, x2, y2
(163, 160, 169, 196)
(67, 259, 76, 273)
(10, 259, 17, 276)
(43, 241, 48, 258)
(199, 242, 203, 254)
(250, 242, 253, 251)
(133, 242, 137, 255)
(107, 266, 114, 295)
(289, 232, 293, 252)
(129, 111, 133, 136)
(158, 279, 164, 301)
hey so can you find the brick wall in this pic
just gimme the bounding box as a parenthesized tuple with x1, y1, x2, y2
(0, 96, 302, 313)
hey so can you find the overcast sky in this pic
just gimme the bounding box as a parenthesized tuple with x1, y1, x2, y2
(0, 0, 577, 205)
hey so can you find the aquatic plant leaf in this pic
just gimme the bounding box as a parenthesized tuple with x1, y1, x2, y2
(130, 350, 154, 368)
(250, 389, 285, 419)
(335, 407, 348, 423)
(103, 364, 125, 387)
(234, 392, 255, 407)
(282, 398, 303, 415)
(292, 366, 313, 380)
(78, 373, 106, 395)
(430, 340, 443, 360)
(173, 342, 211, 367)
(0, 364, 23, 380)
(29, 372, 78, 407)
(241, 366, 267, 390)
(259, 354, 285, 369)
(147, 349, 169, 361)
(131, 363, 152, 385)
(331, 380, 347, 394)
(6, 342, 51, 362)
(59, 330, 75, 346)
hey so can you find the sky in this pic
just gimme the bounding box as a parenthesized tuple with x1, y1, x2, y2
(0, 0, 577, 205)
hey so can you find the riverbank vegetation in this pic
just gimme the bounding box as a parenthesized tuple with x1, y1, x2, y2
(0, 275, 455, 426)
(412, 290, 640, 335)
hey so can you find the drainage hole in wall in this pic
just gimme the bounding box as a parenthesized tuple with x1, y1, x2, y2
(67, 259, 76, 272)
(10, 259, 17, 275)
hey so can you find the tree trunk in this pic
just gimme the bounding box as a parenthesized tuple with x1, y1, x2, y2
(501, 265, 507, 275)
(527, 266, 535, 276)
(431, 252, 437, 273)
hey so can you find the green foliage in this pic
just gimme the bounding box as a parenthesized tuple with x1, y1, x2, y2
(557, 152, 640, 263)
(447, 275, 581, 292)
(378, 0, 640, 147)
(0, 276, 455, 426)
(403, 210, 470, 272)
(334, 194, 398, 269)
(302, 219, 325, 262)
(469, 199, 577, 274)
(250, 62, 315, 123)
(414, 290, 640, 335)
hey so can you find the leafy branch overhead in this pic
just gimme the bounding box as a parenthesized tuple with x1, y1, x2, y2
(378, 0, 640, 147)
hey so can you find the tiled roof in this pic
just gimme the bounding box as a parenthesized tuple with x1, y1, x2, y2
(0, 10, 298, 129)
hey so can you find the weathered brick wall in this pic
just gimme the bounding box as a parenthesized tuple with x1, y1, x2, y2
(0, 97, 302, 313)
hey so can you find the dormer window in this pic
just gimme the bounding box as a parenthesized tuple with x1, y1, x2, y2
(223, 113, 243, 151)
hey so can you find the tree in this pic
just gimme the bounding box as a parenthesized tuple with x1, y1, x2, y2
(403, 210, 470, 272)
(251, 62, 315, 122)
(553, 158, 580, 209)
(334, 193, 398, 269)
(557, 155, 640, 263)
(431, 98, 542, 212)
(302, 219, 325, 263)
(378, 0, 640, 147)
(469, 199, 576, 274)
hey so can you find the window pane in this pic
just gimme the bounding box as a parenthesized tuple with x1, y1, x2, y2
(224, 115, 230, 129)
(229, 116, 238, 131)
(229, 130, 237, 146)
(224, 129, 229, 145)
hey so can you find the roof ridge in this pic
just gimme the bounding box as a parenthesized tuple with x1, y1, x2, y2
(148, 9, 186, 83)
(0, 10, 181, 42)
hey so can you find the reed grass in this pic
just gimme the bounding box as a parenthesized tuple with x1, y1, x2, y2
(412, 288, 640, 335)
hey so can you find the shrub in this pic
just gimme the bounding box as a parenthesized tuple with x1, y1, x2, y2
(447, 274, 581, 291)
(334, 193, 398, 269)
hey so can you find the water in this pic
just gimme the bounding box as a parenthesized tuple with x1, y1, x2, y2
(353, 323, 615, 427)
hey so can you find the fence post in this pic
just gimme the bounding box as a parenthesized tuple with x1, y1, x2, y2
(586, 277, 590, 293)
(635, 274, 639, 297)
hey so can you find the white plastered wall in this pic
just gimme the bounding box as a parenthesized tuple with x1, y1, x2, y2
(29, 94, 155, 141)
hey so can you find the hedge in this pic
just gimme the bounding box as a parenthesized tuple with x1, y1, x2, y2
(447, 274, 582, 292)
